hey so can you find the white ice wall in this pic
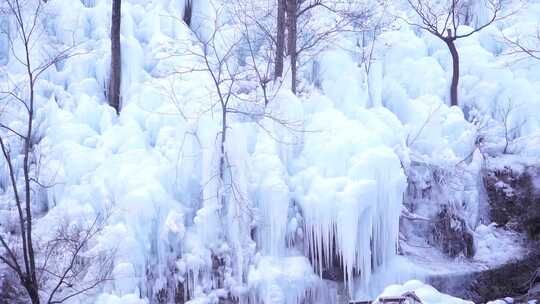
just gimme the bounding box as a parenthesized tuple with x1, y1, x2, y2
(1, 0, 540, 304)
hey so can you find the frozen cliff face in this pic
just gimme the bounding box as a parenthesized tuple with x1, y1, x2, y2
(401, 153, 481, 260)
(0, 1, 411, 302)
(483, 156, 540, 239)
(1, 0, 540, 303)
(290, 109, 407, 295)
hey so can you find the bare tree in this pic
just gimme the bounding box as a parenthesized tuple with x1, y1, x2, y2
(286, 0, 298, 93)
(191, 31, 240, 183)
(161, 7, 307, 299)
(502, 27, 540, 62)
(247, 0, 374, 95)
(161, 5, 244, 290)
(287, 0, 377, 94)
(0, 1, 112, 303)
(275, 0, 286, 79)
(405, 0, 508, 106)
(0, 1, 55, 301)
(494, 99, 526, 154)
(230, 0, 283, 106)
(356, 2, 393, 74)
(108, 0, 121, 114)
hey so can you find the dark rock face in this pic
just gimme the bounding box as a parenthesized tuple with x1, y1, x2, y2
(402, 162, 476, 259)
(429, 250, 540, 303)
(431, 205, 475, 258)
(483, 164, 540, 239)
(469, 251, 540, 303)
(429, 162, 540, 303)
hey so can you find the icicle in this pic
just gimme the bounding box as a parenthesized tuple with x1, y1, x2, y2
(251, 129, 291, 257)
(294, 147, 406, 297)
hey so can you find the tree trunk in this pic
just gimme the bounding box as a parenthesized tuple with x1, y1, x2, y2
(22, 28, 38, 303)
(109, 0, 122, 114)
(286, 0, 297, 94)
(274, 0, 286, 78)
(445, 38, 459, 107)
(183, 0, 192, 27)
(27, 284, 39, 304)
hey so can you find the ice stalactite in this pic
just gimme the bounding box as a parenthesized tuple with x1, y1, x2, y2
(248, 256, 338, 304)
(293, 143, 406, 296)
(223, 123, 258, 297)
(250, 129, 291, 257)
(144, 209, 186, 303)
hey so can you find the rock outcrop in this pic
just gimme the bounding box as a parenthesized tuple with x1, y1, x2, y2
(483, 162, 540, 239)
(431, 205, 475, 258)
(429, 159, 540, 302)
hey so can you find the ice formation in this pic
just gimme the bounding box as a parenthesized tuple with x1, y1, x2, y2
(376, 280, 474, 304)
(1, 0, 540, 303)
(291, 102, 407, 294)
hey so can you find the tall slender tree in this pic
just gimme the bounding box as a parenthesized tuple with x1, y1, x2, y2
(406, 0, 506, 106)
(274, 0, 286, 79)
(273, 0, 364, 95)
(0, 1, 112, 303)
(109, 0, 122, 113)
(183, 0, 193, 27)
(286, 0, 298, 94)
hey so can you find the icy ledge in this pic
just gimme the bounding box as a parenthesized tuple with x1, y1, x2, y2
(376, 280, 473, 304)
(289, 94, 408, 296)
